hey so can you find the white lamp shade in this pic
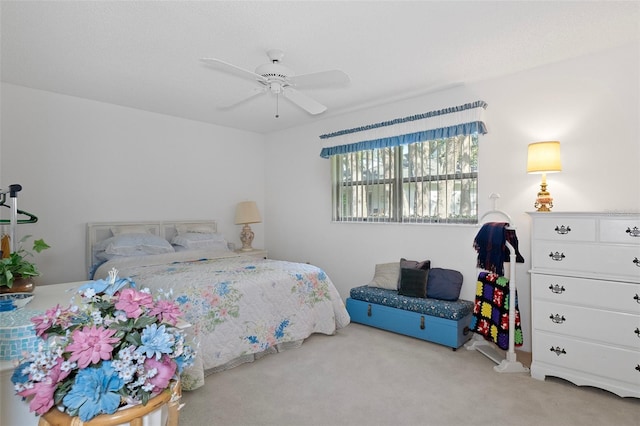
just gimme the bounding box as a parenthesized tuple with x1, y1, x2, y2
(235, 201, 262, 224)
(527, 141, 562, 174)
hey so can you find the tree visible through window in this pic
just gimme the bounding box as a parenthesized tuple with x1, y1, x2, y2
(331, 134, 478, 224)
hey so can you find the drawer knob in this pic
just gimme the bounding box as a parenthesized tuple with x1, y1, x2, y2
(554, 225, 571, 235)
(626, 226, 640, 238)
(549, 251, 566, 261)
(636, 365, 640, 373)
(635, 328, 640, 338)
(550, 314, 566, 324)
(550, 346, 566, 356)
(635, 294, 640, 304)
(634, 257, 640, 268)
(367, 304, 372, 317)
(548, 284, 566, 294)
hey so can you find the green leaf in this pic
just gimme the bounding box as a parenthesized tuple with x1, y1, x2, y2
(126, 331, 142, 346)
(32, 239, 50, 253)
(133, 316, 157, 329)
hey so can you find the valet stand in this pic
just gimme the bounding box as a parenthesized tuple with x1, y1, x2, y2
(38, 380, 181, 426)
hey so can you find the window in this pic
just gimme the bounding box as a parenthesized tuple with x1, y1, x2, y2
(331, 134, 478, 224)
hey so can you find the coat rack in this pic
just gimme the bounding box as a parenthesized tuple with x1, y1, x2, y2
(0, 184, 38, 253)
(465, 193, 529, 373)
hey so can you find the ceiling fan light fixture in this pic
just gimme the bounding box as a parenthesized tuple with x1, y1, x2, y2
(270, 82, 283, 94)
(201, 49, 349, 116)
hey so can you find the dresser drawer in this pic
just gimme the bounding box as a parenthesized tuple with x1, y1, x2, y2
(533, 331, 640, 386)
(599, 245, 640, 281)
(600, 218, 640, 245)
(532, 242, 640, 280)
(531, 274, 640, 313)
(533, 301, 640, 349)
(532, 217, 596, 242)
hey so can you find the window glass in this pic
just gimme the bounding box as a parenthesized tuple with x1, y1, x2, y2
(332, 134, 478, 224)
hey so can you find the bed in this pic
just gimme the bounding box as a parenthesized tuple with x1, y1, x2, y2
(86, 220, 350, 391)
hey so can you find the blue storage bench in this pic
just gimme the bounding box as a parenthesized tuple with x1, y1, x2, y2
(346, 286, 474, 350)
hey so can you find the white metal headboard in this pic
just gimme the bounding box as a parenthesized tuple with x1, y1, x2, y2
(86, 220, 218, 276)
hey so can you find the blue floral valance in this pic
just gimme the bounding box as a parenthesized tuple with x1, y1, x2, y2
(319, 100, 487, 158)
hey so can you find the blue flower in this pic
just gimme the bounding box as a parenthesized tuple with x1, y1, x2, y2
(78, 277, 133, 296)
(136, 323, 174, 360)
(62, 361, 124, 422)
(216, 282, 230, 296)
(274, 319, 290, 339)
(11, 361, 31, 385)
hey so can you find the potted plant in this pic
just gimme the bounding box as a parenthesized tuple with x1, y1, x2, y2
(0, 235, 50, 292)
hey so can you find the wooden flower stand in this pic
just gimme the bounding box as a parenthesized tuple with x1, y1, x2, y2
(38, 381, 181, 426)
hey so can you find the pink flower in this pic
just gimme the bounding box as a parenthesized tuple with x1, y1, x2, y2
(114, 288, 154, 318)
(144, 355, 177, 394)
(31, 313, 52, 338)
(18, 358, 71, 415)
(149, 300, 182, 326)
(66, 326, 119, 369)
(18, 380, 56, 415)
(32, 304, 73, 337)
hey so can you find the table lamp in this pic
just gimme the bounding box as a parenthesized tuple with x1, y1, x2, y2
(527, 141, 562, 212)
(235, 201, 262, 251)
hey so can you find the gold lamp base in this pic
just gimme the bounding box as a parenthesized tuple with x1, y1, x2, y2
(534, 182, 554, 212)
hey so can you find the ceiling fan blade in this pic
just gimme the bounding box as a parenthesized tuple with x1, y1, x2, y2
(218, 86, 267, 110)
(288, 70, 350, 89)
(200, 58, 268, 84)
(282, 87, 327, 115)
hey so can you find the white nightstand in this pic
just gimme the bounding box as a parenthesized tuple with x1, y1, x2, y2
(235, 249, 268, 259)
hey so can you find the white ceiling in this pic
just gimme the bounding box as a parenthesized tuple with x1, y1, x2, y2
(1, 1, 638, 134)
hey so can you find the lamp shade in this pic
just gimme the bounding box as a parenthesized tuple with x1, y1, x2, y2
(527, 141, 562, 174)
(235, 201, 262, 225)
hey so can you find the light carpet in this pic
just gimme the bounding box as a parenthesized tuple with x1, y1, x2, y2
(180, 323, 639, 426)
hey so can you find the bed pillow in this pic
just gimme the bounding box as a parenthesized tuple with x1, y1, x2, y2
(171, 232, 230, 251)
(398, 267, 429, 298)
(95, 233, 174, 258)
(397, 258, 431, 290)
(427, 268, 463, 301)
(367, 262, 400, 290)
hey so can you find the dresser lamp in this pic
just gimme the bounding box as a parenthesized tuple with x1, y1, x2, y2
(527, 141, 562, 212)
(235, 201, 262, 251)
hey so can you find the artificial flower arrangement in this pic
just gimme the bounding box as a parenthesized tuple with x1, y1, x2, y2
(11, 268, 196, 422)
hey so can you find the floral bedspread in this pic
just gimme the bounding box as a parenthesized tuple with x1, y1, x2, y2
(94, 252, 350, 390)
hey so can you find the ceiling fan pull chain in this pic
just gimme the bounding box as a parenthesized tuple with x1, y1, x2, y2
(275, 93, 280, 118)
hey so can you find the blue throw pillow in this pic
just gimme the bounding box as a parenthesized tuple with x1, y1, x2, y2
(427, 268, 463, 301)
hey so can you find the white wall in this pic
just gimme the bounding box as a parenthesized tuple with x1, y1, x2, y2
(264, 43, 639, 352)
(1, 43, 637, 353)
(1, 83, 266, 284)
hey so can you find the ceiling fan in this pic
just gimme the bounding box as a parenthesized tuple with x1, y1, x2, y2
(200, 49, 350, 117)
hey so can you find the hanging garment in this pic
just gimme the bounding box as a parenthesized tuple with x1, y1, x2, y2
(1, 234, 9, 258)
(469, 271, 523, 350)
(473, 222, 524, 276)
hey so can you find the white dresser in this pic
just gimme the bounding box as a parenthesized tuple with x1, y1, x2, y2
(528, 212, 640, 398)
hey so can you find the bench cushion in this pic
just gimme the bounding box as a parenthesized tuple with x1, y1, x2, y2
(349, 285, 473, 321)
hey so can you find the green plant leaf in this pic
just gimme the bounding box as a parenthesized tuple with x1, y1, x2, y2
(32, 239, 50, 253)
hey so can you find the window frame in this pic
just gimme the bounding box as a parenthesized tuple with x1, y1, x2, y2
(331, 134, 478, 224)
